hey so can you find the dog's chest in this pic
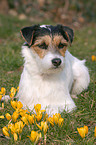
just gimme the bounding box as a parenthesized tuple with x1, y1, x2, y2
(25, 65, 73, 97)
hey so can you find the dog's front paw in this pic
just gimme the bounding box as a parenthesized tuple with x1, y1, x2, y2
(66, 104, 77, 113)
(43, 103, 77, 116)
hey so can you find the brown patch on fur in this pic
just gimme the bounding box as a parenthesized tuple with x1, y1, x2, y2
(59, 47, 67, 57)
(53, 35, 68, 56)
(33, 35, 51, 46)
(31, 34, 68, 58)
(31, 35, 51, 58)
(32, 46, 47, 58)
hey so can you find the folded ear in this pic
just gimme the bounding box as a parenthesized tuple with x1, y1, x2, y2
(63, 26, 74, 43)
(20, 25, 39, 46)
(58, 25, 74, 45)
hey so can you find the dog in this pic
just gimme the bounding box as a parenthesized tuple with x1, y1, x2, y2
(17, 24, 90, 115)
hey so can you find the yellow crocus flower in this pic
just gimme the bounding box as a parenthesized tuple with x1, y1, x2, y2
(92, 55, 96, 61)
(39, 109, 46, 113)
(2, 126, 9, 137)
(34, 104, 41, 113)
(19, 109, 28, 116)
(14, 132, 18, 141)
(35, 132, 42, 143)
(18, 121, 25, 133)
(8, 123, 14, 133)
(5, 113, 11, 120)
(15, 121, 25, 134)
(53, 113, 62, 125)
(10, 93, 15, 99)
(10, 87, 17, 95)
(43, 121, 48, 134)
(44, 113, 48, 121)
(8, 121, 24, 135)
(14, 122, 21, 133)
(0, 91, 2, 101)
(84, 125, 88, 134)
(17, 86, 19, 92)
(1, 87, 6, 96)
(21, 115, 28, 125)
(77, 125, 88, 138)
(28, 131, 37, 142)
(12, 111, 19, 122)
(47, 117, 54, 127)
(11, 100, 17, 109)
(17, 101, 23, 109)
(58, 118, 64, 127)
(36, 121, 48, 134)
(11, 100, 23, 110)
(77, 127, 85, 138)
(36, 122, 43, 131)
(0, 115, 4, 119)
(55, 113, 61, 118)
(53, 114, 59, 125)
(2, 102, 4, 109)
(8, 123, 15, 134)
(35, 112, 42, 122)
(28, 131, 40, 143)
(10, 87, 17, 99)
(28, 114, 34, 124)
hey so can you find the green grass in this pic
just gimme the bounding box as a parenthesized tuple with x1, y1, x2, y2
(0, 14, 96, 144)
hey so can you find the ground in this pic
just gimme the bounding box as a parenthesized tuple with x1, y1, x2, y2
(0, 14, 96, 144)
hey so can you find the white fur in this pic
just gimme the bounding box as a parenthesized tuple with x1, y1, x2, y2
(40, 25, 51, 31)
(17, 44, 90, 115)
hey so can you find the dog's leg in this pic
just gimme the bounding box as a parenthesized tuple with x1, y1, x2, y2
(71, 60, 90, 95)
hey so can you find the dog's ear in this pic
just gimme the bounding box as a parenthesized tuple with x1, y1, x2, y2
(62, 26, 74, 44)
(58, 25, 74, 45)
(20, 25, 39, 46)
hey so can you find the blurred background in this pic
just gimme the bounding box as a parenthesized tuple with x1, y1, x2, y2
(0, 0, 96, 28)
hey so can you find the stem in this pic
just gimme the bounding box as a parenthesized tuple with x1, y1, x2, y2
(31, 142, 35, 145)
(8, 119, 12, 125)
(44, 134, 46, 145)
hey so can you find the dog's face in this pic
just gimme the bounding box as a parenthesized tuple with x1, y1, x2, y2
(21, 24, 74, 74)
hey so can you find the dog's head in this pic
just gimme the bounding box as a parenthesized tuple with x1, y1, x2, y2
(21, 24, 74, 74)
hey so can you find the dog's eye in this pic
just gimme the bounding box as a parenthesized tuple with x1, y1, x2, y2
(38, 43, 48, 50)
(58, 42, 67, 49)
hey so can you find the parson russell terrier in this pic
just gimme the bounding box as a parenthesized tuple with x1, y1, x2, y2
(17, 24, 90, 115)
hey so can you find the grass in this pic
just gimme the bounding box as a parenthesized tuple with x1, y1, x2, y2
(0, 14, 96, 144)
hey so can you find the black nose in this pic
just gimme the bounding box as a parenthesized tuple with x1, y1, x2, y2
(52, 58, 61, 67)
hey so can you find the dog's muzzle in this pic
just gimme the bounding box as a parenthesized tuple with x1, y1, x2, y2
(52, 58, 61, 67)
